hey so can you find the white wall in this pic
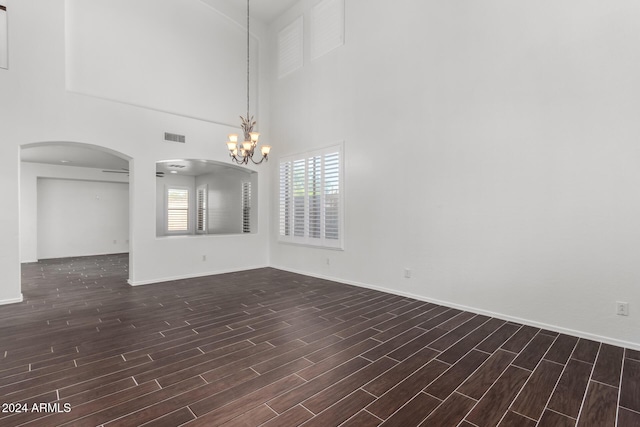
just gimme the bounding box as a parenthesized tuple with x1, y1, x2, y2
(268, 0, 640, 348)
(20, 161, 130, 262)
(65, 0, 259, 126)
(37, 178, 129, 259)
(0, 0, 272, 303)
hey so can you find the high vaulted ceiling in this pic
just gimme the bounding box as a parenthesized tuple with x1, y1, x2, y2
(21, 144, 129, 171)
(20, 1, 300, 171)
(228, 0, 299, 23)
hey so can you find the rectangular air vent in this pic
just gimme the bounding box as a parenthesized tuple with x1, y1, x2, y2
(164, 132, 186, 143)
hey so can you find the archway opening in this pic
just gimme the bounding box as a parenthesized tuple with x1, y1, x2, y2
(20, 142, 133, 284)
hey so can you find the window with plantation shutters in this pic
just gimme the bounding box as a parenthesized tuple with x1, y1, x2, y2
(196, 185, 207, 234)
(279, 143, 343, 249)
(167, 187, 189, 233)
(242, 181, 251, 233)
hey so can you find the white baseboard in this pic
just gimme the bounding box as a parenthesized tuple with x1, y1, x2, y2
(0, 294, 24, 306)
(271, 265, 640, 352)
(128, 264, 269, 286)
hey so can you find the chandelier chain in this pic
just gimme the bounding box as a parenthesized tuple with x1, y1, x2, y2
(246, 0, 250, 120)
(223, 0, 271, 165)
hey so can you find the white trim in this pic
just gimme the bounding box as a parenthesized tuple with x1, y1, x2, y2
(270, 264, 640, 352)
(127, 264, 269, 287)
(0, 295, 24, 306)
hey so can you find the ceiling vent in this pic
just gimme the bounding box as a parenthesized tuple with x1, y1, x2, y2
(164, 132, 186, 143)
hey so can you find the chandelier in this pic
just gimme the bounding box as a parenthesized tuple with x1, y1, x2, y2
(225, 0, 271, 165)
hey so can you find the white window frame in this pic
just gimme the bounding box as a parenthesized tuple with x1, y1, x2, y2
(279, 142, 344, 249)
(166, 186, 191, 234)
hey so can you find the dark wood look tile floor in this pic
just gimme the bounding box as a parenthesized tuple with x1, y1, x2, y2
(0, 254, 637, 426)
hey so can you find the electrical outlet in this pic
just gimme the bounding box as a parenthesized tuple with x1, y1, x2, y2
(404, 268, 412, 279)
(202, 255, 207, 262)
(113, 240, 117, 244)
(617, 301, 629, 316)
(326, 258, 330, 266)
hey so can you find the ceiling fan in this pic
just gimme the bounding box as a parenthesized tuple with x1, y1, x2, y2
(102, 168, 165, 177)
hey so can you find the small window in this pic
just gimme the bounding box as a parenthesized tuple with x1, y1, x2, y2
(167, 187, 189, 233)
(196, 185, 207, 234)
(279, 143, 343, 249)
(278, 16, 303, 78)
(311, 0, 345, 60)
(242, 181, 251, 233)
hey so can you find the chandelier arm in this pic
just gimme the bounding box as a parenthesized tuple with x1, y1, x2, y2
(249, 155, 267, 165)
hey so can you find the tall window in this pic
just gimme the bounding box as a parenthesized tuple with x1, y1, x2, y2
(279, 143, 343, 249)
(167, 187, 189, 233)
(242, 181, 251, 233)
(196, 185, 207, 234)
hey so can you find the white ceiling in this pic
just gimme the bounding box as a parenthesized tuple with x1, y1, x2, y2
(21, 146, 252, 177)
(157, 159, 253, 176)
(21, 145, 129, 171)
(228, 0, 299, 23)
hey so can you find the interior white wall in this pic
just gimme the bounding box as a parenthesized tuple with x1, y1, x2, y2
(268, 0, 640, 348)
(0, 0, 271, 303)
(66, 0, 259, 126)
(20, 161, 129, 262)
(37, 178, 129, 259)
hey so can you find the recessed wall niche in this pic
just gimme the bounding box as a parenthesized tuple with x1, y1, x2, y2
(156, 159, 257, 237)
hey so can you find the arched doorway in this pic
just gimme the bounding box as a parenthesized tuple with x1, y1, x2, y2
(20, 141, 133, 284)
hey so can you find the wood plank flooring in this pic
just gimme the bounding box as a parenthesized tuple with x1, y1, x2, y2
(0, 253, 637, 426)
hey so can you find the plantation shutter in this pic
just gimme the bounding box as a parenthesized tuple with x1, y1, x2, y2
(292, 158, 306, 238)
(167, 188, 189, 232)
(278, 143, 343, 249)
(196, 185, 207, 233)
(323, 152, 340, 240)
(308, 156, 322, 238)
(279, 161, 292, 237)
(242, 182, 251, 233)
